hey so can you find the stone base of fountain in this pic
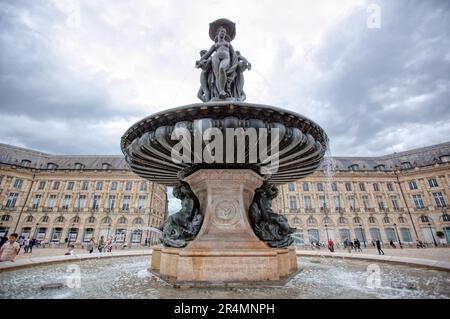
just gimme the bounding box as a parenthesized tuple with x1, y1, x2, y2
(150, 169, 298, 287)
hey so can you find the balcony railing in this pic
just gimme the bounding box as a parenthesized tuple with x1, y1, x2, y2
(1, 206, 17, 211)
(42, 207, 54, 212)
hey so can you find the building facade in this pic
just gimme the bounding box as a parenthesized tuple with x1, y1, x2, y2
(0, 144, 168, 246)
(1, 142, 449, 248)
(274, 142, 450, 247)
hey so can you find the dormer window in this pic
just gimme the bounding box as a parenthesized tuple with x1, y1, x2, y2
(47, 162, 58, 170)
(102, 163, 110, 170)
(74, 163, 83, 170)
(20, 159, 31, 167)
(349, 164, 359, 171)
(440, 155, 450, 163)
(401, 162, 412, 169)
(375, 164, 385, 171)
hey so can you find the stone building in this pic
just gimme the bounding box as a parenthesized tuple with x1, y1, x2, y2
(274, 142, 450, 247)
(1, 141, 449, 248)
(0, 143, 168, 247)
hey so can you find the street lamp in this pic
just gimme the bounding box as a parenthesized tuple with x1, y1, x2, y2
(358, 224, 366, 248)
(427, 222, 438, 247)
(107, 223, 111, 239)
(324, 224, 329, 241)
(393, 223, 403, 249)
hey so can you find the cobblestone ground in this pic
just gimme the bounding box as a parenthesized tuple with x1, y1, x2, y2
(12, 245, 450, 262)
(297, 246, 450, 262)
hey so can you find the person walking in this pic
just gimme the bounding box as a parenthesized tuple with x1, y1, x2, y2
(28, 238, 35, 254)
(0, 233, 20, 262)
(87, 238, 95, 254)
(98, 236, 104, 253)
(390, 240, 396, 248)
(327, 239, 334, 252)
(376, 239, 385, 255)
(23, 238, 30, 253)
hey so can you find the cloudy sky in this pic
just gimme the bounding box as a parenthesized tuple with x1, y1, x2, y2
(1, 0, 449, 212)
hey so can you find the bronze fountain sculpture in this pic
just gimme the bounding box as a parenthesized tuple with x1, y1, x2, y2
(121, 18, 328, 286)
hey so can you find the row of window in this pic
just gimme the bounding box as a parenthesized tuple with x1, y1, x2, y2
(287, 192, 447, 210)
(286, 178, 445, 193)
(287, 181, 395, 192)
(1, 178, 150, 192)
(5, 192, 157, 211)
(408, 178, 442, 190)
(18, 160, 113, 171)
(288, 194, 400, 210)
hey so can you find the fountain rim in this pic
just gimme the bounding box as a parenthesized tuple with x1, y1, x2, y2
(120, 101, 329, 152)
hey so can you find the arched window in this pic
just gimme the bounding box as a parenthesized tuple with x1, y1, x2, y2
(25, 215, 34, 223)
(71, 216, 80, 223)
(101, 217, 112, 224)
(338, 217, 347, 224)
(398, 216, 406, 223)
(1, 215, 12, 222)
(55, 216, 64, 223)
(368, 216, 377, 224)
(420, 215, 430, 223)
(86, 216, 96, 224)
(133, 217, 143, 225)
(307, 217, 317, 225)
(292, 216, 300, 225)
(323, 217, 332, 224)
(118, 216, 127, 224)
(383, 216, 391, 224)
(40, 216, 49, 223)
(353, 217, 362, 224)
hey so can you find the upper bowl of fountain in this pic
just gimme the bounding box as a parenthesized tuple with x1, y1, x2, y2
(120, 100, 328, 185)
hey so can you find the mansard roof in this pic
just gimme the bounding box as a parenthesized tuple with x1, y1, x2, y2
(1, 141, 449, 172)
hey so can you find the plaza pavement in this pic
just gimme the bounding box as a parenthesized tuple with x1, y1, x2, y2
(1, 245, 449, 272)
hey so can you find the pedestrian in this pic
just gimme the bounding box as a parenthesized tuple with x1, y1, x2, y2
(376, 240, 384, 255)
(65, 244, 75, 255)
(28, 238, 35, 253)
(327, 239, 334, 252)
(87, 238, 94, 254)
(23, 238, 30, 253)
(17, 236, 24, 254)
(0, 233, 20, 262)
(390, 240, 396, 248)
(98, 236, 104, 253)
(348, 240, 354, 253)
(354, 239, 362, 252)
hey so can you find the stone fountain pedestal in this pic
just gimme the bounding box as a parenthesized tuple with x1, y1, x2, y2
(151, 169, 298, 286)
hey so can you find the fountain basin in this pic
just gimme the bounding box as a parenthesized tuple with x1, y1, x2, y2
(1, 255, 449, 299)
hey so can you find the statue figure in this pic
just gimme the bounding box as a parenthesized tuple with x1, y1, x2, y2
(195, 18, 250, 102)
(196, 49, 212, 102)
(249, 183, 296, 248)
(160, 182, 203, 248)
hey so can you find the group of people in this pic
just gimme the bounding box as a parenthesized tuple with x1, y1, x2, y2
(86, 236, 117, 254)
(343, 238, 364, 253)
(0, 233, 38, 262)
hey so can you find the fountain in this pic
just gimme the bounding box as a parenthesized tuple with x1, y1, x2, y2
(120, 18, 328, 286)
